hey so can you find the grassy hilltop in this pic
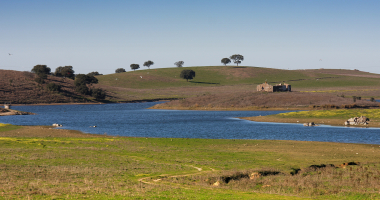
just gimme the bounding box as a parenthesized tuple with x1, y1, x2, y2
(98, 66, 380, 90)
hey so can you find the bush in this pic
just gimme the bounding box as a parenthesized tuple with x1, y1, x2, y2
(46, 83, 61, 92)
(75, 84, 90, 95)
(74, 74, 98, 86)
(91, 88, 106, 100)
(34, 77, 45, 84)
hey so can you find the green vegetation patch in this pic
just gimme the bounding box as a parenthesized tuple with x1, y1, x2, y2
(0, 123, 21, 132)
(276, 109, 380, 120)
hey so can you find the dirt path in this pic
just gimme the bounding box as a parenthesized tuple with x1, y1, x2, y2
(138, 164, 212, 188)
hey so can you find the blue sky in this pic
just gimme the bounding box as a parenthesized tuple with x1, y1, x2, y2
(1, 0, 379, 74)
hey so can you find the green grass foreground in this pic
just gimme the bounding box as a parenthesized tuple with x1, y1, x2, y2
(1, 125, 380, 199)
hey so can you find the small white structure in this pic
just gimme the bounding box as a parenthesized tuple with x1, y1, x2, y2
(4, 104, 11, 109)
(52, 123, 63, 127)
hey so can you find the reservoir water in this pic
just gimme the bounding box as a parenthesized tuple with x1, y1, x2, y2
(1, 102, 380, 144)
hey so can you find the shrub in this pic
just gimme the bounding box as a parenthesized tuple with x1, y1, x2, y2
(74, 74, 98, 86)
(75, 84, 90, 95)
(46, 83, 61, 92)
(91, 88, 106, 100)
(34, 77, 45, 84)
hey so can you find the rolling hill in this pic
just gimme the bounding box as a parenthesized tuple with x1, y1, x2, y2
(2, 66, 380, 107)
(96, 66, 380, 105)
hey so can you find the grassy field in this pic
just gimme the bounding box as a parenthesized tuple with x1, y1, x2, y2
(2, 124, 380, 199)
(97, 66, 380, 90)
(242, 108, 380, 127)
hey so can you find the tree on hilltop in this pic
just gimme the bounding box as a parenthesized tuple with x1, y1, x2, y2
(54, 66, 75, 79)
(221, 58, 231, 66)
(230, 54, 244, 66)
(87, 71, 102, 76)
(31, 64, 51, 83)
(115, 68, 126, 73)
(174, 61, 184, 67)
(32, 65, 51, 75)
(143, 60, 154, 69)
(180, 69, 195, 82)
(130, 64, 140, 71)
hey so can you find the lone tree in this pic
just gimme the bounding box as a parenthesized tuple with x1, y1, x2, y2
(174, 61, 184, 67)
(32, 64, 51, 76)
(143, 60, 154, 69)
(31, 64, 51, 83)
(115, 68, 126, 73)
(230, 54, 244, 66)
(221, 58, 231, 66)
(130, 64, 140, 71)
(180, 69, 195, 82)
(54, 66, 75, 79)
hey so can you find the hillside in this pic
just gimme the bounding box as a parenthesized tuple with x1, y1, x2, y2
(96, 66, 380, 103)
(2, 66, 380, 106)
(0, 70, 107, 104)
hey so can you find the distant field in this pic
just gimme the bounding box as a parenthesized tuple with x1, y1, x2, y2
(1, 126, 380, 199)
(96, 66, 380, 103)
(97, 66, 380, 89)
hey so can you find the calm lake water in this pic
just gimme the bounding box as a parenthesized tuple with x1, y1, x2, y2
(1, 102, 380, 144)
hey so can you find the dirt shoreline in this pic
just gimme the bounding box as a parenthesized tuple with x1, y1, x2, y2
(148, 105, 307, 111)
(0, 109, 34, 116)
(240, 115, 380, 128)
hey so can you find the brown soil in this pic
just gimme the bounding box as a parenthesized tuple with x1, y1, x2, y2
(151, 91, 379, 110)
(0, 70, 107, 104)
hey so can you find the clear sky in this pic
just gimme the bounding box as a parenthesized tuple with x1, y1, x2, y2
(1, 0, 379, 74)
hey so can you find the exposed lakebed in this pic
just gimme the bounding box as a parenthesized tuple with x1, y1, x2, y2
(1, 102, 380, 144)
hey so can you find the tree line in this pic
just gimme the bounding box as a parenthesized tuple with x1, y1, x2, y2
(114, 54, 244, 73)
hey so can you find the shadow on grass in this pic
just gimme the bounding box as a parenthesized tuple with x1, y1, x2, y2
(189, 81, 220, 85)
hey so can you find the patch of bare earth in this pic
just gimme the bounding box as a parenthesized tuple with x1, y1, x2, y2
(151, 92, 379, 110)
